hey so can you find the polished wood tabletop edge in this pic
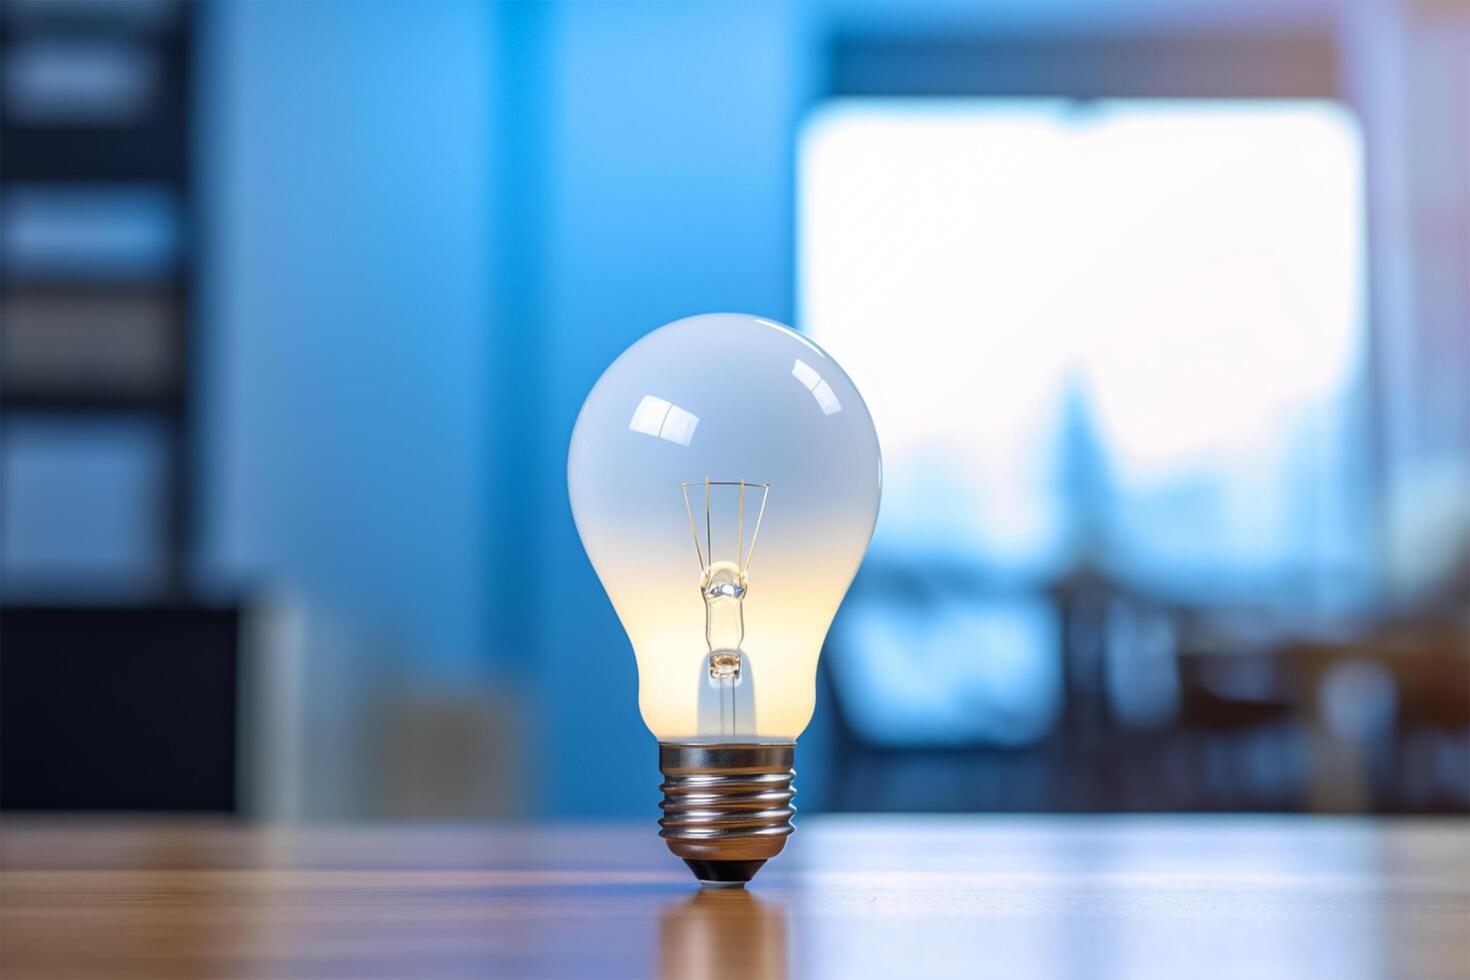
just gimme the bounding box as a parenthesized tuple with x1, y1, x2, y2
(2, 816, 1467, 980)
(2, 812, 1467, 872)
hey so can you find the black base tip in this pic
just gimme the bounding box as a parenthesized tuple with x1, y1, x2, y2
(683, 859, 767, 886)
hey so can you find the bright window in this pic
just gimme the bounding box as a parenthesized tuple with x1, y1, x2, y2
(800, 99, 1369, 743)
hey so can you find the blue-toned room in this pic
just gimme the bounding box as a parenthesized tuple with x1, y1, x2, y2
(1, 1, 1467, 977)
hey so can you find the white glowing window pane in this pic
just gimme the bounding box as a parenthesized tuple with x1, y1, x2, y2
(659, 403, 700, 446)
(791, 359, 820, 390)
(628, 394, 672, 437)
(629, 394, 700, 446)
(793, 359, 842, 415)
(810, 380, 842, 416)
(800, 98, 1366, 591)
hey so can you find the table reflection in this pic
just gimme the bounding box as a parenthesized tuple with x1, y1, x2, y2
(659, 888, 788, 980)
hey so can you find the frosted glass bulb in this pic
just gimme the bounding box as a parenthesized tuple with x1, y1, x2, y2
(568, 312, 881, 885)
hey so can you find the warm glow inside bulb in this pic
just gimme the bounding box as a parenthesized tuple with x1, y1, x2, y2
(568, 313, 881, 742)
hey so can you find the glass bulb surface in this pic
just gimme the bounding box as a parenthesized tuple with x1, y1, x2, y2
(568, 313, 881, 742)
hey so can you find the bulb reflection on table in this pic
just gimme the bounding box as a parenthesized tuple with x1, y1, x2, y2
(659, 887, 788, 980)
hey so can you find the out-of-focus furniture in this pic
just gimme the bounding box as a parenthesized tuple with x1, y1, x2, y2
(0, 605, 239, 811)
(1286, 622, 1470, 813)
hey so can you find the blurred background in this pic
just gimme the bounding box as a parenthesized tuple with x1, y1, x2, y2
(0, 0, 1465, 822)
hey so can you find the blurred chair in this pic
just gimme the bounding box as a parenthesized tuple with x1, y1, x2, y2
(1289, 622, 1470, 814)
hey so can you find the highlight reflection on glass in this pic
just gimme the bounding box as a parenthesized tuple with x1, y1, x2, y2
(568, 313, 881, 741)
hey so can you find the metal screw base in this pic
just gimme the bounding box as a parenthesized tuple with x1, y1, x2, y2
(658, 742, 796, 887)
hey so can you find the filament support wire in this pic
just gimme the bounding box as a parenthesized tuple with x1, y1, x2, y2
(680, 480, 770, 574)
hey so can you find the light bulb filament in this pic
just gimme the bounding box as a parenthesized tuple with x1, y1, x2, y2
(704, 579, 746, 601)
(681, 480, 770, 723)
(709, 652, 741, 680)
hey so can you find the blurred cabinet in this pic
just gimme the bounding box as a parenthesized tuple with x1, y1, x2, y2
(0, 605, 238, 811)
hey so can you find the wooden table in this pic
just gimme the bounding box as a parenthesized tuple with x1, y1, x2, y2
(3, 816, 1467, 979)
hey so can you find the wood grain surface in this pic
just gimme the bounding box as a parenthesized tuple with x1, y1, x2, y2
(2, 816, 1466, 979)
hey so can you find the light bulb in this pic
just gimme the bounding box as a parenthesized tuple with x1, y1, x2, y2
(568, 312, 881, 886)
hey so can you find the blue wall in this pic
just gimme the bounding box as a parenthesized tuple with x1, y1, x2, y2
(200, 1, 495, 683)
(200, 0, 821, 815)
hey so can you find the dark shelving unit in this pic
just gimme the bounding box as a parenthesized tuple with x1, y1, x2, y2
(0, 0, 194, 597)
(1, 1, 237, 813)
